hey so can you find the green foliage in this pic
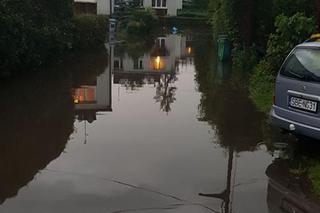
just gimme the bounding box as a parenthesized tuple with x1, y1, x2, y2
(184, 0, 209, 10)
(0, 0, 73, 75)
(251, 0, 275, 47)
(249, 60, 275, 113)
(177, 9, 208, 18)
(309, 163, 320, 196)
(126, 8, 158, 35)
(232, 47, 258, 75)
(72, 15, 108, 49)
(266, 13, 316, 70)
(273, 0, 314, 17)
(208, 0, 234, 40)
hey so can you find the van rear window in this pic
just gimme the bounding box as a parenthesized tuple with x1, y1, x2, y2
(280, 48, 320, 82)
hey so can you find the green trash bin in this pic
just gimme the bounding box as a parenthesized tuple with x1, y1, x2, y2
(217, 35, 230, 62)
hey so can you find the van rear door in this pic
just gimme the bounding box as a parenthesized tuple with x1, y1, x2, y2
(274, 47, 320, 128)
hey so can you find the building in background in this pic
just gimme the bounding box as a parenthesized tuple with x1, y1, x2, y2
(143, 0, 182, 16)
(74, 0, 182, 16)
(72, 69, 112, 123)
(74, 0, 114, 15)
(106, 33, 191, 87)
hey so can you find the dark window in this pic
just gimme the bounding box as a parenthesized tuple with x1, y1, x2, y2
(140, 60, 143, 69)
(134, 59, 139, 69)
(160, 39, 165, 48)
(162, 0, 166, 7)
(152, 0, 156, 7)
(157, 0, 161, 7)
(114, 60, 120, 69)
(280, 48, 320, 82)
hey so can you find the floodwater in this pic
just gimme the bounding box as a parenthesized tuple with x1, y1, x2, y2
(1, 25, 320, 213)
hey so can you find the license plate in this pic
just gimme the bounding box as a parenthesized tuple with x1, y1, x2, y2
(289, 97, 318, 112)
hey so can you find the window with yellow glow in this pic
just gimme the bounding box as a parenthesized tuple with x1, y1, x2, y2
(152, 56, 164, 70)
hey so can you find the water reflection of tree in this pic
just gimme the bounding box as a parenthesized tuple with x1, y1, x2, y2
(0, 71, 74, 205)
(154, 73, 178, 113)
(0, 50, 108, 204)
(193, 32, 264, 213)
(194, 37, 264, 152)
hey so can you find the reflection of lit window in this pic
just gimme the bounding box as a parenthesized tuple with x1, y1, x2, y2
(73, 87, 96, 104)
(187, 47, 192, 54)
(134, 59, 143, 70)
(134, 59, 138, 69)
(153, 56, 163, 70)
(156, 38, 166, 48)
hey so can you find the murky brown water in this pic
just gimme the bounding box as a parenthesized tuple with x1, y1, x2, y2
(1, 25, 320, 213)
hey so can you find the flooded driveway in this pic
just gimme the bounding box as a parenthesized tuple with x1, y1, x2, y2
(0, 25, 319, 213)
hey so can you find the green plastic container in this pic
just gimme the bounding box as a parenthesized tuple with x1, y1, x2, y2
(217, 35, 230, 61)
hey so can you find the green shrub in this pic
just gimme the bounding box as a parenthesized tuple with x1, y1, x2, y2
(0, 0, 73, 76)
(249, 60, 275, 113)
(208, 0, 234, 40)
(309, 163, 320, 196)
(266, 13, 316, 71)
(177, 9, 208, 18)
(232, 47, 258, 74)
(126, 8, 158, 35)
(273, 0, 314, 17)
(72, 14, 108, 49)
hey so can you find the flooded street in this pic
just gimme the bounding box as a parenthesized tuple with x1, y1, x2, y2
(0, 25, 319, 213)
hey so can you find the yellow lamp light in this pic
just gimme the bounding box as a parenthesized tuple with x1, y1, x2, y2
(155, 56, 161, 70)
(187, 47, 192, 54)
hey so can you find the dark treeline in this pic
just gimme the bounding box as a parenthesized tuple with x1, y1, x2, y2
(0, 0, 73, 74)
(0, 0, 107, 77)
(209, 0, 318, 47)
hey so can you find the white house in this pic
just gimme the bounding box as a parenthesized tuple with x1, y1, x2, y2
(143, 0, 182, 16)
(75, 0, 182, 16)
(72, 67, 112, 123)
(106, 33, 191, 87)
(74, 0, 114, 15)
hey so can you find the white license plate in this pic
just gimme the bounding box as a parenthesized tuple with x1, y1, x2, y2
(289, 97, 318, 112)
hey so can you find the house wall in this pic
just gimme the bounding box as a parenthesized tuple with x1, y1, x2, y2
(97, 0, 113, 15)
(142, 0, 182, 16)
(96, 68, 111, 108)
(166, 0, 182, 16)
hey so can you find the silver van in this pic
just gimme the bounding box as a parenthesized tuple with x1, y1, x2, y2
(271, 40, 320, 140)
